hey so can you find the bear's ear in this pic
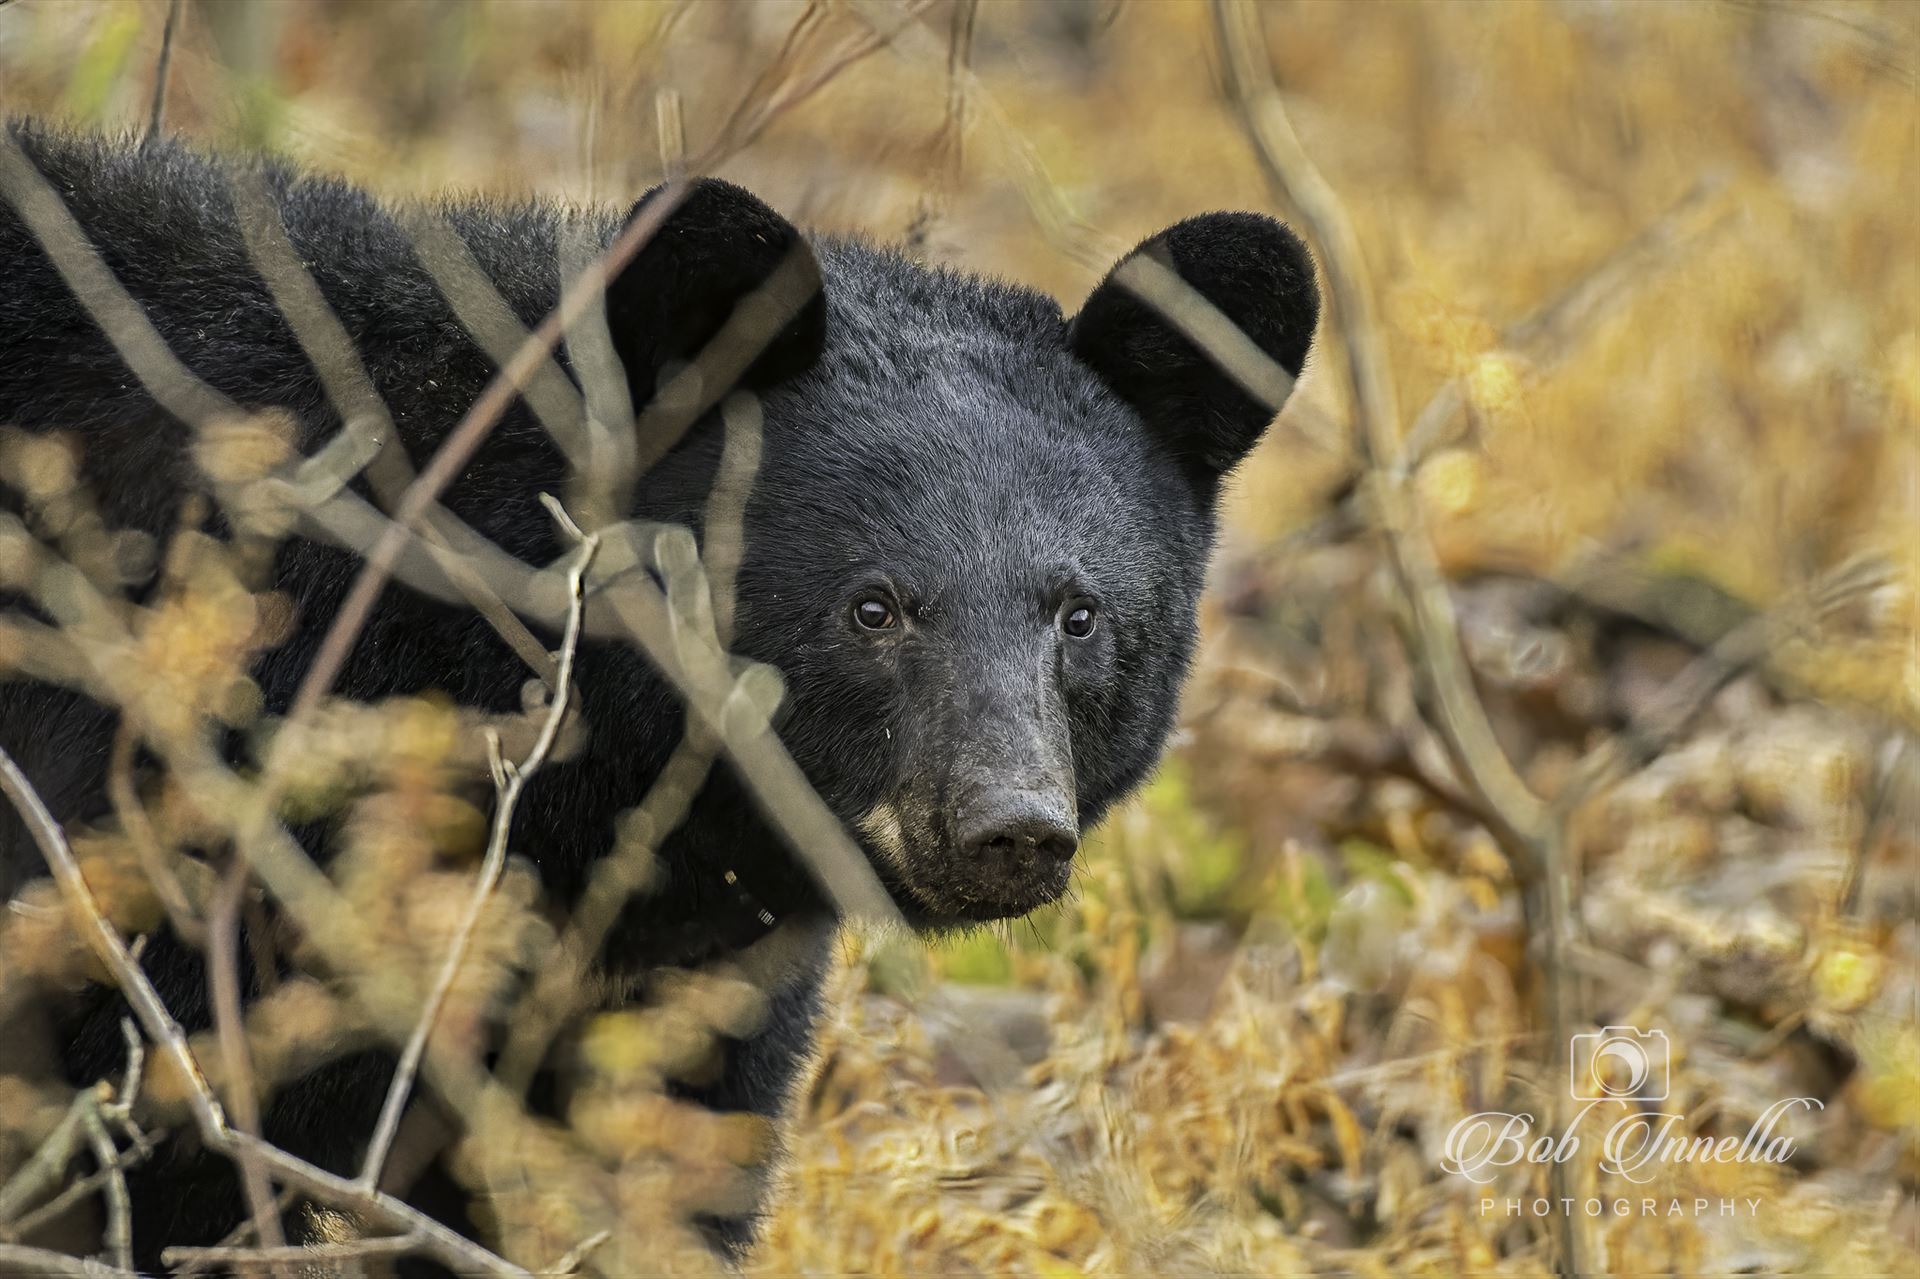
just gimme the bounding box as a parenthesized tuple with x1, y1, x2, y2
(605, 178, 826, 411)
(1067, 212, 1318, 491)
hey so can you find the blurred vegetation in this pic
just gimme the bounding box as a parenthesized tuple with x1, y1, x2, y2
(0, 1, 1915, 1275)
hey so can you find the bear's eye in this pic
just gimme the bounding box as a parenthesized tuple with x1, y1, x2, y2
(1060, 600, 1098, 639)
(853, 597, 898, 631)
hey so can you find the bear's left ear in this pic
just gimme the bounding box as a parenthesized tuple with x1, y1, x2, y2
(606, 178, 826, 414)
(1067, 212, 1318, 492)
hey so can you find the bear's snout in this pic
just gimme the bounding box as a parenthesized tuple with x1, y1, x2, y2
(856, 773, 1080, 924)
(957, 789, 1079, 870)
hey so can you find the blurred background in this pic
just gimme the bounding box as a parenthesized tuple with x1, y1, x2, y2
(0, 1, 1914, 1274)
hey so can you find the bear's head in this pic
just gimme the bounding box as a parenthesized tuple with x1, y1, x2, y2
(609, 180, 1318, 928)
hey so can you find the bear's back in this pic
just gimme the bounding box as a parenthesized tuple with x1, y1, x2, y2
(0, 123, 611, 528)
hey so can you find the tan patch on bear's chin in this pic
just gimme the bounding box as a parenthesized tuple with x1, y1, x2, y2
(858, 802, 907, 870)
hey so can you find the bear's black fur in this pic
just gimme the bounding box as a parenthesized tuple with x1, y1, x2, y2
(0, 121, 1317, 1268)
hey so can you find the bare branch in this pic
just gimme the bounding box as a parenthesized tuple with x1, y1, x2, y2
(78, 1114, 128, 1274)
(0, 1024, 154, 1250)
(1210, 0, 1547, 860)
(596, 567, 898, 925)
(226, 1134, 528, 1279)
(142, 0, 182, 148)
(226, 170, 560, 685)
(847, 0, 1119, 273)
(207, 862, 286, 1257)
(0, 749, 229, 1143)
(106, 723, 202, 945)
(0, 1243, 132, 1279)
(694, 0, 937, 172)
(1209, 3, 1574, 1271)
(0, 1134, 157, 1248)
(282, 179, 694, 729)
(1398, 175, 1731, 473)
(544, 1228, 611, 1276)
(939, 0, 979, 182)
(557, 220, 639, 534)
(1558, 554, 1896, 818)
(701, 393, 763, 651)
(357, 513, 600, 1189)
(0, 747, 526, 1279)
(398, 210, 592, 471)
(496, 396, 768, 1089)
(285, 480, 560, 679)
(161, 1233, 426, 1269)
(655, 89, 686, 179)
(0, 1093, 94, 1227)
(627, 244, 822, 478)
(0, 135, 236, 428)
(168, 1191, 296, 1279)
(497, 733, 717, 1093)
(1109, 252, 1298, 415)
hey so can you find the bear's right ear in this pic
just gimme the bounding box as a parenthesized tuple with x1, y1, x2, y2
(605, 178, 826, 413)
(1067, 211, 1318, 495)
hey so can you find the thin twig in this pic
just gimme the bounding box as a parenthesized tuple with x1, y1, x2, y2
(106, 723, 201, 945)
(226, 169, 560, 685)
(0, 750, 228, 1143)
(289, 0, 927, 729)
(207, 859, 286, 1257)
(703, 0, 829, 162)
(356, 510, 599, 1190)
(846, 0, 1117, 274)
(1556, 554, 1895, 819)
(694, 0, 935, 176)
(1212, 0, 1550, 860)
(143, 0, 181, 148)
(544, 1229, 611, 1276)
(108, 1019, 143, 1130)
(0, 1094, 93, 1227)
(496, 734, 718, 1093)
(281, 180, 692, 729)
(1110, 252, 1298, 414)
(1208, 3, 1575, 1272)
(227, 1131, 528, 1279)
(557, 218, 639, 534)
(655, 89, 686, 179)
(596, 570, 897, 926)
(0, 1134, 156, 1247)
(162, 1233, 426, 1268)
(1840, 733, 1911, 917)
(0, 749, 527, 1279)
(396, 210, 593, 471)
(11, 521, 531, 1271)
(905, 0, 977, 248)
(0, 1022, 156, 1247)
(169, 1191, 296, 1279)
(496, 395, 768, 1088)
(1397, 176, 1731, 474)
(939, 0, 978, 182)
(78, 1114, 129, 1274)
(0, 1243, 132, 1278)
(0, 135, 237, 429)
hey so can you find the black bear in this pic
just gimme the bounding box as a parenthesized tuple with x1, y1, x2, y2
(0, 122, 1318, 1268)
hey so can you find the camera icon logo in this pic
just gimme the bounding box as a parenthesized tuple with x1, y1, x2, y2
(1570, 1026, 1669, 1101)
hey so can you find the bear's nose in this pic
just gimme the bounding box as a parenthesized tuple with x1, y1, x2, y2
(959, 792, 1079, 866)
